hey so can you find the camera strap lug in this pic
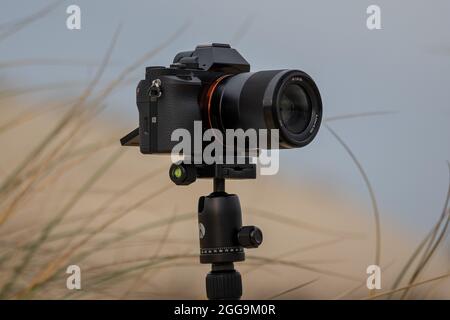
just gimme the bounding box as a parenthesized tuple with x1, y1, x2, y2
(149, 79, 162, 99)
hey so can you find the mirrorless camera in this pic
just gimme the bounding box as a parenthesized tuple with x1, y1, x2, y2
(121, 43, 322, 155)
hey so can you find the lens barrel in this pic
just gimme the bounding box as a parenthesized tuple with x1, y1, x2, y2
(207, 70, 322, 148)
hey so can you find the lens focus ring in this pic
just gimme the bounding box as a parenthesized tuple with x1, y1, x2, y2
(209, 69, 322, 149)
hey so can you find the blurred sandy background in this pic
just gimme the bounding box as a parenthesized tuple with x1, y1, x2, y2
(0, 0, 449, 299)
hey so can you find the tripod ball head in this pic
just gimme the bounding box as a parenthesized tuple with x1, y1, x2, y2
(198, 193, 245, 264)
(198, 191, 263, 263)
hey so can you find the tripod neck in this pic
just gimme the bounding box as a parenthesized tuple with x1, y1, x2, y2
(213, 177, 225, 193)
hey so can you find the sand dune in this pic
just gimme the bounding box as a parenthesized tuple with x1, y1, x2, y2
(0, 96, 449, 300)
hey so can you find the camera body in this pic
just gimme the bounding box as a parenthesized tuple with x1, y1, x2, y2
(121, 43, 322, 156)
(122, 43, 250, 154)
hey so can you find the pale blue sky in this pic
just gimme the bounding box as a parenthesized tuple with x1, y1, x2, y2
(1, 0, 450, 233)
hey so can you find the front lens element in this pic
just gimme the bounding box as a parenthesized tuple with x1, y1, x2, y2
(278, 84, 312, 134)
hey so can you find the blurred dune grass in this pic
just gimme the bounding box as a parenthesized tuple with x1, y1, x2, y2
(0, 2, 449, 300)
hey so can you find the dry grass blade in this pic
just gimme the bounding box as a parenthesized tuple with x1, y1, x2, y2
(57, 165, 166, 243)
(0, 0, 63, 43)
(34, 143, 121, 192)
(268, 278, 319, 299)
(413, 162, 450, 263)
(88, 260, 199, 276)
(325, 124, 382, 268)
(363, 272, 450, 300)
(86, 20, 192, 111)
(4, 19, 190, 218)
(0, 26, 121, 236)
(65, 20, 192, 141)
(389, 162, 450, 298)
(0, 25, 121, 201)
(0, 81, 83, 100)
(0, 108, 114, 229)
(16, 182, 173, 298)
(332, 260, 395, 299)
(325, 111, 396, 122)
(333, 282, 366, 300)
(3, 21, 190, 203)
(242, 237, 346, 276)
(0, 141, 117, 242)
(122, 207, 178, 298)
(247, 255, 361, 282)
(401, 210, 450, 298)
(30, 21, 192, 185)
(230, 15, 255, 45)
(389, 228, 436, 296)
(249, 207, 363, 239)
(0, 58, 108, 69)
(0, 148, 124, 298)
(34, 212, 195, 296)
(35, 138, 117, 185)
(0, 100, 73, 135)
(79, 250, 195, 274)
(72, 212, 195, 264)
(64, 254, 197, 299)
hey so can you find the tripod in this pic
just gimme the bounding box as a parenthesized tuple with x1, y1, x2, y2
(169, 162, 263, 300)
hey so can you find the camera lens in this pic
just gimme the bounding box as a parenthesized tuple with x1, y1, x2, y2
(206, 69, 322, 149)
(278, 84, 312, 134)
